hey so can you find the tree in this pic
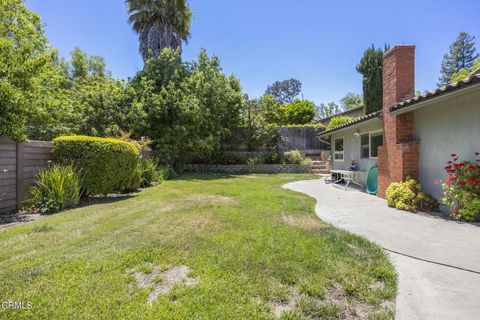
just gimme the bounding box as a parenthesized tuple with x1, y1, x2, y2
(0, 0, 54, 141)
(340, 93, 363, 110)
(130, 48, 243, 165)
(316, 102, 342, 119)
(439, 32, 479, 86)
(126, 0, 192, 61)
(256, 95, 283, 124)
(240, 95, 282, 151)
(26, 48, 128, 140)
(451, 58, 480, 83)
(265, 78, 302, 104)
(281, 99, 315, 125)
(356, 45, 388, 115)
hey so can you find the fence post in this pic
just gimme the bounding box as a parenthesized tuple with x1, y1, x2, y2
(16, 142, 24, 211)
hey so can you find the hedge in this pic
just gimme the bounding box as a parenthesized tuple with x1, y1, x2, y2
(53, 135, 141, 195)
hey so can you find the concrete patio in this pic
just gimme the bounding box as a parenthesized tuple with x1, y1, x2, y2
(284, 177, 480, 320)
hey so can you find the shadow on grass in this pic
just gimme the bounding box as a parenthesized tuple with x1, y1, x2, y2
(0, 193, 137, 229)
(175, 172, 241, 181)
(77, 193, 138, 208)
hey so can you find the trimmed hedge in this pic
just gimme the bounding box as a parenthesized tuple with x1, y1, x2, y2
(53, 135, 141, 195)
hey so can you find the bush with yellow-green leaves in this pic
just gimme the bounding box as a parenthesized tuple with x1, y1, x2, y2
(386, 177, 438, 213)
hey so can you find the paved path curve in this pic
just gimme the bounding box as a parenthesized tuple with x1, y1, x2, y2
(284, 178, 480, 320)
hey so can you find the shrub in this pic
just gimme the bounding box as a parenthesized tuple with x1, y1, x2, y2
(386, 177, 438, 213)
(53, 135, 141, 196)
(31, 164, 81, 214)
(246, 156, 265, 165)
(139, 158, 163, 187)
(302, 157, 313, 166)
(280, 99, 316, 125)
(441, 153, 480, 221)
(221, 153, 245, 165)
(264, 152, 282, 164)
(326, 115, 353, 131)
(125, 162, 142, 192)
(283, 150, 304, 164)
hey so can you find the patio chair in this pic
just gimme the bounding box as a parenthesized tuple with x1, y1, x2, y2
(366, 166, 378, 195)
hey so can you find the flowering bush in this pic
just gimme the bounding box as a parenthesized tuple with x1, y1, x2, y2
(386, 177, 438, 213)
(441, 153, 480, 221)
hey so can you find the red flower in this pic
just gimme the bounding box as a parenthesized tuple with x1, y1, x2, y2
(455, 163, 465, 168)
(459, 181, 465, 186)
(446, 176, 456, 185)
(447, 169, 456, 174)
(468, 165, 477, 171)
(477, 181, 480, 186)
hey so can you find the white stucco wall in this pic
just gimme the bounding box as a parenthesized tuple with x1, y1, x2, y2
(331, 120, 383, 185)
(413, 88, 480, 206)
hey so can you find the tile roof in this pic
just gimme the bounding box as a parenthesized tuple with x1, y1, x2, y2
(390, 68, 480, 113)
(318, 110, 383, 136)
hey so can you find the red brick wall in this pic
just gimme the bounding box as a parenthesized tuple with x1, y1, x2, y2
(378, 45, 419, 198)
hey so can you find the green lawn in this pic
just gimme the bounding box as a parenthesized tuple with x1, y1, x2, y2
(0, 174, 396, 319)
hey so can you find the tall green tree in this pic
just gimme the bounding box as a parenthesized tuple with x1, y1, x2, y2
(0, 0, 54, 141)
(27, 48, 129, 140)
(340, 92, 363, 110)
(439, 32, 479, 86)
(240, 95, 282, 151)
(356, 45, 388, 115)
(265, 78, 302, 104)
(281, 100, 315, 125)
(130, 48, 243, 165)
(126, 0, 192, 61)
(316, 102, 342, 119)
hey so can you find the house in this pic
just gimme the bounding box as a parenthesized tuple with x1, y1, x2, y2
(320, 45, 480, 210)
(318, 106, 365, 127)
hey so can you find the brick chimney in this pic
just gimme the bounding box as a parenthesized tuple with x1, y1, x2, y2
(377, 45, 420, 198)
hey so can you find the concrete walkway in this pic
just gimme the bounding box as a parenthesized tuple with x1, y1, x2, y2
(284, 178, 480, 320)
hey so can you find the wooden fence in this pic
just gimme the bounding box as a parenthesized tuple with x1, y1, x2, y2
(277, 127, 327, 151)
(224, 126, 328, 151)
(0, 136, 54, 214)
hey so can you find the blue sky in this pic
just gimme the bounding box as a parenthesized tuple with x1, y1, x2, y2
(26, 0, 479, 105)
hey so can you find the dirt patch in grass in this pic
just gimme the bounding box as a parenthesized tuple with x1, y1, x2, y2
(281, 212, 326, 231)
(270, 284, 394, 319)
(269, 287, 299, 317)
(128, 265, 198, 303)
(182, 194, 236, 205)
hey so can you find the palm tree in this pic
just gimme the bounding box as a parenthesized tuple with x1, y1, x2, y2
(126, 0, 192, 61)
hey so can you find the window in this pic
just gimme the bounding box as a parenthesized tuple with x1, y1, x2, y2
(360, 134, 369, 159)
(334, 137, 344, 161)
(370, 131, 383, 158)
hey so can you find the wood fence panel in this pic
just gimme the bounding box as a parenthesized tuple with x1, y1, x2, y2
(20, 141, 54, 207)
(0, 136, 54, 214)
(277, 127, 327, 151)
(0, 136, 17, 213)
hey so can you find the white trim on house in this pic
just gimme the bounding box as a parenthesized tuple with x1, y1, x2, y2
(333, 136, 344, 162)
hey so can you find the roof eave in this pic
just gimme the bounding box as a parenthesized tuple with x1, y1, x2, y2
(318, 112, 382, 137)
(390, 80, 480, 115)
